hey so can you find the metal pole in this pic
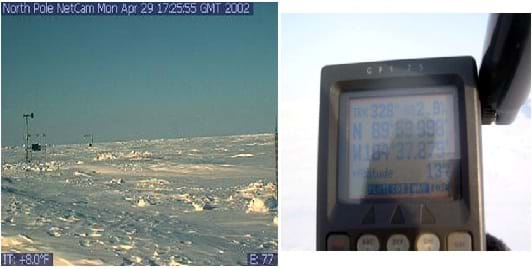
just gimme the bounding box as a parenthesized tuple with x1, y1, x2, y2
(25, 116, 29, 162)
(85, 134, 94, 147)
(23, 113, 34, 163)
(44, 134, 47, 165)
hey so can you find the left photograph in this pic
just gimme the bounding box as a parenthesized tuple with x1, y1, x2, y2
(1, 2, 277, 266)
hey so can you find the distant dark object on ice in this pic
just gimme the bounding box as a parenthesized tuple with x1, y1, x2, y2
(31, 144, 42, 151)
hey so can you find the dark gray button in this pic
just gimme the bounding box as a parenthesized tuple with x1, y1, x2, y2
(327, 234, 350, 251)
(421, 205, 435, 224)
(362, 206, 375, 224)
(391, 206, 405, 224)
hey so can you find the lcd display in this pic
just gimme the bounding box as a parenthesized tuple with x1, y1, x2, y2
(343, 86, 460, 200)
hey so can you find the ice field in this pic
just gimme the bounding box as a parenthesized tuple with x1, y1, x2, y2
(1, 133, 277, 265)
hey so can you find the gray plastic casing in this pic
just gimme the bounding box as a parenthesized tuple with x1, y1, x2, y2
(316, 57, 485, 251)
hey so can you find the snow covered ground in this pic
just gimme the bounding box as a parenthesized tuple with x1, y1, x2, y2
(1, 133, 277, 265)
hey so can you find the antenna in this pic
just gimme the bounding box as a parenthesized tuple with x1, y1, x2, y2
(84, 134, 94, 147)
(43, 133, 47, 165)
(23, 112, 34, 163)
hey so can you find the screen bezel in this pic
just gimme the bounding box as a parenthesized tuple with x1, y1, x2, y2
(337, 86, 462, 203)
(332, 75, 468, 205)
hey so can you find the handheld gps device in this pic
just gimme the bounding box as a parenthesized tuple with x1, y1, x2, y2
(317, 57, 485, 251)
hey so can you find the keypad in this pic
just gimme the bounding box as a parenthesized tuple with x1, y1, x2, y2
(327, 231, 473, 250)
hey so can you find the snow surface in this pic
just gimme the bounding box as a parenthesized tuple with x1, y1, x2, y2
(1, 133, 277, 265)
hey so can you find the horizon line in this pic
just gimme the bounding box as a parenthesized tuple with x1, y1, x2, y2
(1, 131, 276, 149)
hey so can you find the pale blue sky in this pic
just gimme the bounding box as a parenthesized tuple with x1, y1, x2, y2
(2, 3, 277, 146)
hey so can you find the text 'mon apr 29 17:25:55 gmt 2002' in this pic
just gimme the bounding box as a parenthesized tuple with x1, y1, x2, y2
(1, 2, 254, 16)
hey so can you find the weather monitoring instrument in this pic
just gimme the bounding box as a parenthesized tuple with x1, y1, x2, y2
(317, 57, 485, 251)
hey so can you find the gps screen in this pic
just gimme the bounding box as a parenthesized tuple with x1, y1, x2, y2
(341, 86, 461, 200)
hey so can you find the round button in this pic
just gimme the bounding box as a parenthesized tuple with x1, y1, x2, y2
(327, 234, 350, 251)
(386, 234, 410, 251)
(447, 232, 472, 251)
(416, 233, 440, 251)
(356, 234, 380, 251)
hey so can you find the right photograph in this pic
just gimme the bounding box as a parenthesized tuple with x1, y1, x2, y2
(280, 13, 531, 251)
